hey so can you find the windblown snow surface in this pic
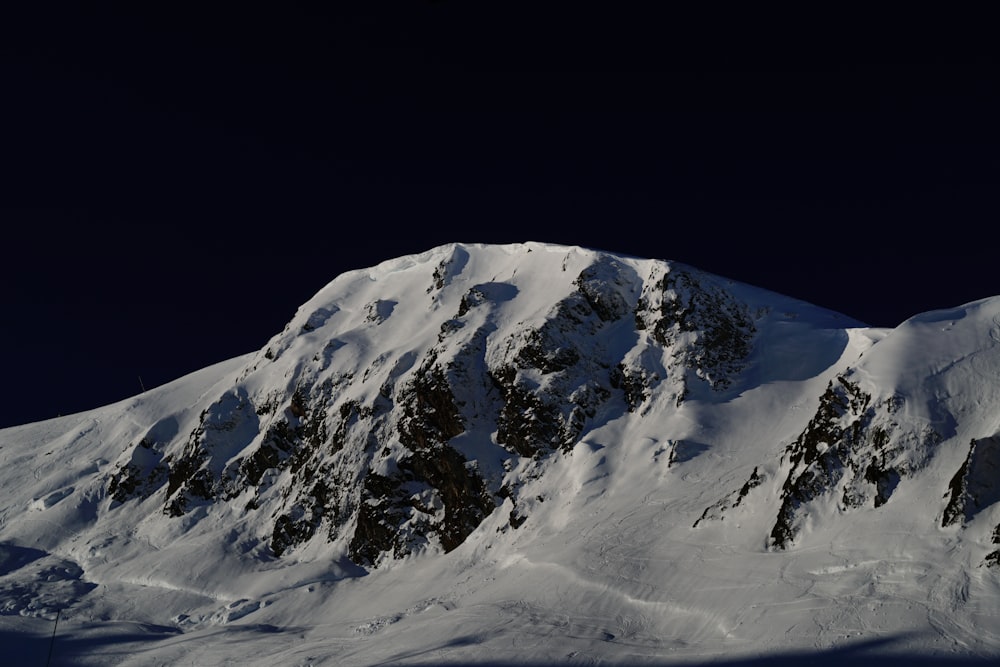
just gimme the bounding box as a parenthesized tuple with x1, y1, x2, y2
(1, 243, 998, 665)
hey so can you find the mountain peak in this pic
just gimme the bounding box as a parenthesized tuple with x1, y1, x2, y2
(2, 243, 998, 664)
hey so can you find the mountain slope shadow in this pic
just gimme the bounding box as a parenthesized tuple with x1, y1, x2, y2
(751, 326, 853, 386)
(454, 633, 994, 666)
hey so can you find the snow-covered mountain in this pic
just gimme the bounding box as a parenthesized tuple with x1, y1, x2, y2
(2, 242, 998, 665)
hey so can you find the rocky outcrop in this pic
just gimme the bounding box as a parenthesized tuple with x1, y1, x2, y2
(107, 436, 169, 505)
(633, 265, 756, 405)
(984, 524, 1000, 569)
(942, 435, 1000, 528)
(348, 358, 494, 565)
(490, 258, 635, 456)
(767, 376, 940, 549)
(162, 389, 260, 517)
(106, 416, 179, 505)
(102, 249, 776, 568)
(693, 466, 764, 527)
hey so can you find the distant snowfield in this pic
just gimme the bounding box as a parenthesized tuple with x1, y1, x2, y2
(1, 243, 998, 665)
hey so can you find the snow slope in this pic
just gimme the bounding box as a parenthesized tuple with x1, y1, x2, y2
(1, 242, 998, 665)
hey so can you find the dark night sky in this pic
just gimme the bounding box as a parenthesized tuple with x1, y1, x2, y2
(2, 4, 997, 428)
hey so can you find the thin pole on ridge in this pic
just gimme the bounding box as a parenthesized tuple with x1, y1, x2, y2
(45, 608, 60, 667)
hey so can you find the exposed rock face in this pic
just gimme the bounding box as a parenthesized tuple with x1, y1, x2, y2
(693, 367, 955, 548)
(163, 389, 260, 517)
(13, 242, 1000, 663)
(632, 264, 756, 404)
(347, 358, 494, 565)
(637, 267, 755, 387)
(942, 435, 1000, 528)
(99, 247, 774, 568)
(985, 524, 1000, 569)
(693, 466, 765, 527)
(107, 436, 169, 505)
(767, 375, 940, 549)
(106, 416, 179, 505)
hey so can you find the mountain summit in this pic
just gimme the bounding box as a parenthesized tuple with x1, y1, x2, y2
(2, 242, 998, 664)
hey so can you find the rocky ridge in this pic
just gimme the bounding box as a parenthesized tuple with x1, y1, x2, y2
(98, 244, 1000, 571)
(4, 242, 1000, 666)
(103, 244, 770, 567)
